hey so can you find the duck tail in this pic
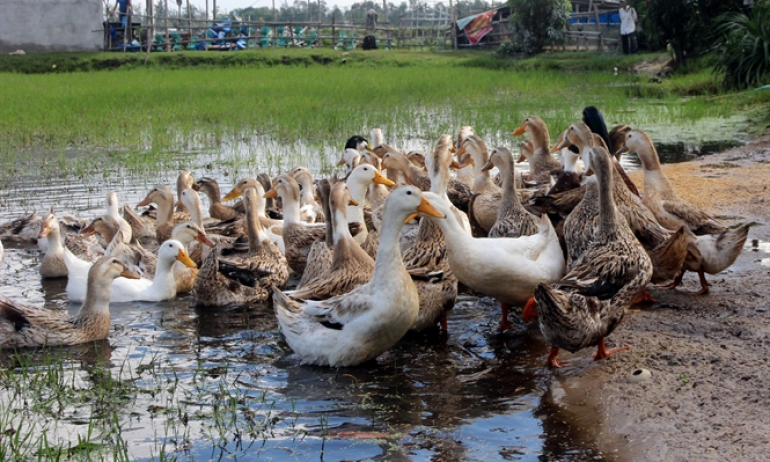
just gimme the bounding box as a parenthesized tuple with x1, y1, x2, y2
(648, 226, 690, 284)
(272, 287, 305, 339)
(712, 223, 751, 271)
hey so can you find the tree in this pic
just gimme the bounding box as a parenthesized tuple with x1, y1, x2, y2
(505, 0, 570, 55)
(712, 1, 770, 89)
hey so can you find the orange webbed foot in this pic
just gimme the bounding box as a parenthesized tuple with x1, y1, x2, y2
(593, 337, 631, 361)
(632, 289, 656, 304)
(547, 346, 563, 368)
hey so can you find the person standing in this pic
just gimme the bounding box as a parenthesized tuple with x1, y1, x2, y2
(110, 0, 133, 27)
(618, 1, 638, 54)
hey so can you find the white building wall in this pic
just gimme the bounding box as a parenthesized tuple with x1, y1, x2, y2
(0, 0, 102, 53)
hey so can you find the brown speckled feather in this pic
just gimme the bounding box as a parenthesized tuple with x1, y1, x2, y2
(283, 222, 326, 275)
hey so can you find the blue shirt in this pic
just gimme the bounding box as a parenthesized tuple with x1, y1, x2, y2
(117, 0, 130, 14)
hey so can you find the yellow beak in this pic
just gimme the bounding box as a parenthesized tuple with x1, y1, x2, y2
(176, 249, 197, 268)
(37, 224, 51, 239)
(222, 188, 242, 201)
(372, 169, 396, 186)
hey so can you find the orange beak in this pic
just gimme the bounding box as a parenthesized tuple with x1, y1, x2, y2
(37, 223, 51, 239)
(80, 223, 96, 236)
(136, 196, 152, 207)
(614, 144, 630, 157)
(120, 267, 142, 279)
(481, 160, 494, 172)
(372, 169, 395, 186)
(195, 231, 216, 247)
(176, 249, 197, 268)
(222, 188, 242, 201)
(513, 123, 526, 136)
(348, 198, 359, 206)
(404, 195, 446, 223)
(263, 189, 278, 199)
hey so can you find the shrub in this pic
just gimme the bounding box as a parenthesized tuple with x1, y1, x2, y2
(503, 0, 571, 55)
(712, 1, 770, 89)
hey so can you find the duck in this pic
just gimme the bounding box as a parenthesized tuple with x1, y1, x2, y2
(106, 191, 133, 243)
(485, 147, 540, 238)
(345, 135, 371, 152)
(359, 152, 391, 228)
(67, 240, 196, 303)
(0, 212, 39, 245)
(457, 135, 503, 235)
(1, 256, 140, 348)
(345, 164, 394, 247)
(546, 132, 584, 196)
(618, 129, 750, 295)
(421, 191, 565, 331)
(532, 144, 653, 368)
(257, 173, 282, 219)
(129, 221, 215, 293)
(609, 124, 632, 159)
(130, 186, 188, 244)
(556, 124, 690, 290)
(38, 210, 99, 279)
(222, 178, 285, 253)
(289, 181, 375, 301)
(581, 106, 640, 196)
(512, 116, 562, 183)
(195, 177, 241, 221)
(295, 179, 333, 290)
(193, 187, 289, 307)
(290, 166, 325, 223)
(272, 186, 445, 367)
(338, 149, 362, 179)
(402, 135, 460, 332)
(176, 170, 195, 212)
(264, 175, 327, 275)
(79, 215, 140, 273)
(453, 125, 477, 188)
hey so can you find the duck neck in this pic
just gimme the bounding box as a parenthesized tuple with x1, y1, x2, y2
(430, 206, 468, 251)
(78, 277, 113, 318)
(471, 148, 494, 192)
(203, 184, 222, 205)
(47, 225, 64, 253)
(153, 253, 177, 289)
(107, 194, 119, 219)
(156, 196, 174, 226)
(296, 175, 315, 206)
(530, 126, 550, 153)
(280, 190, 302, 225)
(498, 159, 523, 214)
(429, 165, 450, 199)
(638, 141, 676, 195)
(347, 180, 368, 225)
(373, 208, 407, 280)
(597, 159, 620, 240)
(563, 151, 580, 174)
(245, 197, 265, 253)
(333, 208, 352, 246)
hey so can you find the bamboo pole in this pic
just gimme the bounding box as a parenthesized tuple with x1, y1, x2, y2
(165, 0, 170, 51)
(213, 0, 217, 20)
(186, 0, 192, 45)
(206, 0, 209, 21)
(450, 0, 456, 50)
(145, 0, 152, 63)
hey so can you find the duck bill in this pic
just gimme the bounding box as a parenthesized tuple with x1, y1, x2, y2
(195, 231, 216, 247)
(404, 213, 419, 224)
(372, 170, 396, 186)
(175, 201, 184, 209)
(263, 189, 278, 199)
(553, 133, 571, 152)
(366, 143, 374, 151)
(136, 196, 152, 207)
(449, 159, 463, 170)
(481, 160, 494, 172)
(512, 124, 526, 136)
(614, 145, 630, 157)
(191, 183, 201, 191)
(516, 154, 527, 164)
(337, 158, 346, 166)
(37, 224, 51, 239)
(176, 249, 197, 268)
(456, 153, 473, 169)
(348, 198, 359, 207)
(417, 196, 446, 219)
(222, 188, 242, 201)
(120, 267, 142, 280)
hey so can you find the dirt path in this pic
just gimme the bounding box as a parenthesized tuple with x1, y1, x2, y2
(569, 137, 770, 461)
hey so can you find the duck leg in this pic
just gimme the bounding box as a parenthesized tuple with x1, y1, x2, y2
(593, 337, 630, 361)
(683, 269, 710, 295)
(521, 297, 538, 323)
(655, 270, 684, 290)
(439, 313, 448, 332)
(632, 289, 656, 304)
(547, 346, 563, 368)
(500, 303, 513, 331)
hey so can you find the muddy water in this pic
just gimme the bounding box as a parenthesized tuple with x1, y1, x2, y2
(0, 133, 741, 461)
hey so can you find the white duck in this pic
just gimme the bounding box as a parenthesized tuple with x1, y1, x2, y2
(67, 240, 196, 303)
(272, 186, 445, 367)
(106, 191, 133, 243)
(346, 163, 395, 245)
(421, 192, 565, 331)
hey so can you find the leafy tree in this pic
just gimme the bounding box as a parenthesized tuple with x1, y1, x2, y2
(712, 1, 770, 89)
(504, 0, 570, 55)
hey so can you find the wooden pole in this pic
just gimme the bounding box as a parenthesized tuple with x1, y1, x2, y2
(273, 0, 276, 21)
(186, 0, 192, 47)
(213, 0, 217, 20)
(205, 0, 209, 21)
(450, 0, 456, 50)
(145, 0, 153, 63)
(165, 0, 170, 51)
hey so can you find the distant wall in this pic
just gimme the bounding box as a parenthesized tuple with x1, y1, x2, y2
(0, 0, 102, 53)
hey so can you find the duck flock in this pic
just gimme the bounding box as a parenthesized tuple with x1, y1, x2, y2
(0, 107, 751, 369)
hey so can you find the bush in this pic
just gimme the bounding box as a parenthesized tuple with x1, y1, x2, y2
(712, 1, 770, 89)
(503, 0, 571, 55)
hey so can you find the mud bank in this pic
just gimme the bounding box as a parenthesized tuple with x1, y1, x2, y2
(563, 137, 770, 461)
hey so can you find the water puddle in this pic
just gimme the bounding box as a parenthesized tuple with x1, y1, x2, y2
(747, 239, 770, 267)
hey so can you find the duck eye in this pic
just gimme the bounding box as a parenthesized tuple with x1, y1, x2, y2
(406, 191, 412, 195)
